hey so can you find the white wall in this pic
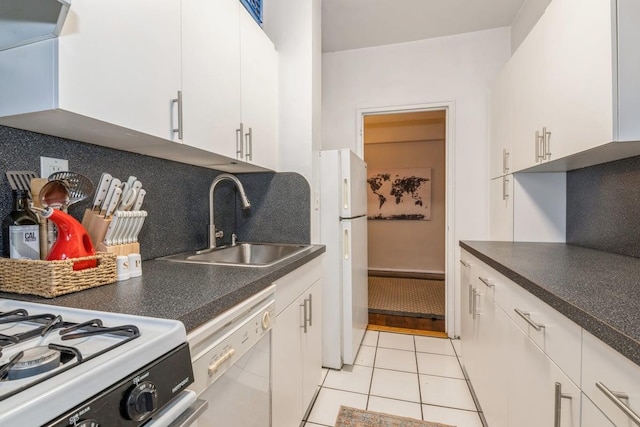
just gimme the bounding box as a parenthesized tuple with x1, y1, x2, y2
(263, 0, 322, 241)
(322, 27, 511, 336)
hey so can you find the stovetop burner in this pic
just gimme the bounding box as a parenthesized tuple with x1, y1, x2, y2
(5, 346, 61, 380)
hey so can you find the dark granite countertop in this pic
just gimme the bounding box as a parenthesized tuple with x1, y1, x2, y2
(460, 241, 640, 366)
(0, 245, 325, 333)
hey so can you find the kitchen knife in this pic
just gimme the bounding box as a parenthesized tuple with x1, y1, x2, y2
(132, 189, 146, 211)
(100, 178, 121, 216)
(104, 187, 122, 219)
(92, 173, 113, 211)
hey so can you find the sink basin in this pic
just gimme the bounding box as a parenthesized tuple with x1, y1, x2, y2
(158, 242, 312, 267)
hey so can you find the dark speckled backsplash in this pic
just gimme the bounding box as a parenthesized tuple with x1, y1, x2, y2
(0, 126, 310, 260)
(567, 155, 640, 258)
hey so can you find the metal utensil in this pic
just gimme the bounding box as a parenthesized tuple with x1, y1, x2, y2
(39, 180, 70, 210)
(5, 171, 39, 195)
(47, 172, 94, 210)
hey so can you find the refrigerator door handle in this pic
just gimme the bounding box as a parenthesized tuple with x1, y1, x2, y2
(343, 178, 349, 210)
(343, 228, 350, 260)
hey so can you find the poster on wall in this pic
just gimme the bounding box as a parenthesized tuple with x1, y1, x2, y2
(366, 167, 432, 220)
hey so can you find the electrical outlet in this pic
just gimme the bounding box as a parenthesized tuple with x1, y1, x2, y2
(40, 157, 69, 178)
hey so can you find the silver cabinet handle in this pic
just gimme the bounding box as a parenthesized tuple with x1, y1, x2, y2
(554, 382, 573, 427)
(301, 298, 309, 333)
(460, 259, 470, 268)
(597, 382, 640, 426)
(535, 130, 542, 162)
(478, 276, 495, 288)
(245, 127, 253, 161)
(468, 285, 474, 315)
(172, 90, 183, 140)
(502, 148, 510, 173)
(236, 123, 244, 159)
(308, 293, 313, 327)
(543, 127, 552, 160)
(473, 289, 483, 318)
(502, 176, 509, 201)
(514, 308, 545, 331)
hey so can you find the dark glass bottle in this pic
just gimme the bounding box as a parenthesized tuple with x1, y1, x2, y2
(2, 189, 40, 259)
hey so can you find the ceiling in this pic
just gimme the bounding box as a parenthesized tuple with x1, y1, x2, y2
(322, 0, 526, 53)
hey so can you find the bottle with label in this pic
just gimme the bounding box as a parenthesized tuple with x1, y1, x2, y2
(2, 189, 41, 260)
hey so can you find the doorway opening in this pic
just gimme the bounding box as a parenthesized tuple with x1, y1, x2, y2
(362, 109, 447, 334)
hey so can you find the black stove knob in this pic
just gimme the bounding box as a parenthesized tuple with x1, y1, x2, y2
(73, 421, 99, 427)
(125, 381, 158, 421)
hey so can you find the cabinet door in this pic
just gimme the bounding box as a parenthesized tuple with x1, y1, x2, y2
(582, 394, 616, 427)
(489, 63, 512, 179)
(239, 9, 279, 170)
(272, 295, 304, 427)
(489, 176, 513, 241)
(507, 320, 580, 427)
(582, 331, 640, 427)
(301, 280, 322, 414)
(543, 0, 614, 159)
(181, 0, 242, 158)
(510, 11, 548, 172)
(57, 0, 181, 140)
(471, 276, 509, 427)
(459, 254, 476, 369)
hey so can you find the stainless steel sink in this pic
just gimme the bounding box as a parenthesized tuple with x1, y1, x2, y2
(158, 242, 312, 267)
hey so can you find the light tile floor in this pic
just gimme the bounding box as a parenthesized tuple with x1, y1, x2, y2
(304, 330, 484, 427)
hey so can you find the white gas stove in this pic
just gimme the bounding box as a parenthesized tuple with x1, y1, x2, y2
(0, 299, 195, 426)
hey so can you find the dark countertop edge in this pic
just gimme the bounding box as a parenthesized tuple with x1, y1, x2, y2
(0, 246, 325, 334)
(178, 247, 325, 331)
(459, 241, 640, 367)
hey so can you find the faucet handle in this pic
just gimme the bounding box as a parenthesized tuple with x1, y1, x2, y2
(231, 234, 237, 246)
(215, 230, 224, 239)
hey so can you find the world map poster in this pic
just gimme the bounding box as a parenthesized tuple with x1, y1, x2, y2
(366, 168, 432, 220)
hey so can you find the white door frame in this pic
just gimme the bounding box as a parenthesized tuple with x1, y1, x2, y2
(356, 101, 457, 337)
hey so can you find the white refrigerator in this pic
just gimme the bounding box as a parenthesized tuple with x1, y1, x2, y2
(319, 149, 368, 369)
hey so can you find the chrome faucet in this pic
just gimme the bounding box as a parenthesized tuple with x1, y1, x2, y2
(209, 173, 251, 249)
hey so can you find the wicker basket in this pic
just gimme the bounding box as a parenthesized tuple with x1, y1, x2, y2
(0, 253, 117, 298)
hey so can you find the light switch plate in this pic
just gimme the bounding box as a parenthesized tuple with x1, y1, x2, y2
(40, 156, 69, 178)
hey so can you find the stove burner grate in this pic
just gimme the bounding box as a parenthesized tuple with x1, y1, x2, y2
(0, 309, 141, 401)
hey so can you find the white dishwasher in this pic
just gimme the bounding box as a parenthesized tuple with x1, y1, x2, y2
(187, 285, 275, 427)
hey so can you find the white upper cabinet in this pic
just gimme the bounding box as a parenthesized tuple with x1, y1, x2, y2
(0, 0, 181, 141)
(507, 0, 640, 173)
(181, 0, 278, 170)
(239, 9, 279, 171)
(0, 0, 279, 172)
(181, 0, 242, 159)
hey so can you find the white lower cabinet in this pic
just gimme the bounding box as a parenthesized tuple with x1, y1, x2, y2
(460, 250, 580, 427)
(507, 318, 580, 427)
(272, 258, 323, 427)
(581, 394, 616, 427)
(582, 330, 640, 427)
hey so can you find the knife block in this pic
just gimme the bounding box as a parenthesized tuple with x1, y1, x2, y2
(81, 210, 141, 257)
